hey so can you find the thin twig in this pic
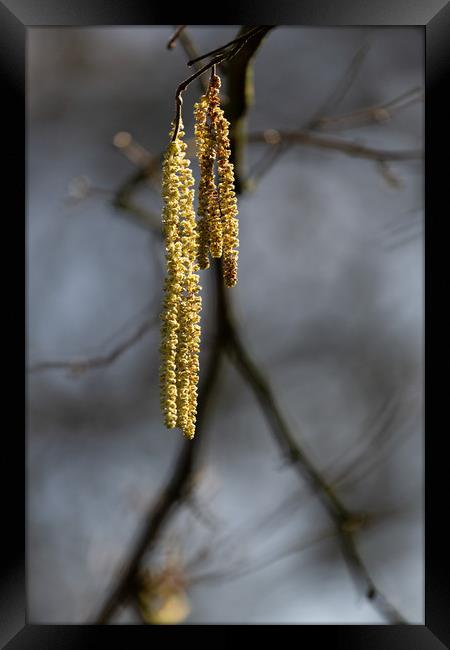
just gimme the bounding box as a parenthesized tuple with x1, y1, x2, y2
(174, 27, 199, 63)
(249, 85, 423, 184)
(113, 155, 163, 231)
(186, 26, 268, 66)
(171, 27, 272, 141)
(166, 26, 210, 93)
(322, 394, 399, 485)
(175, 28, 210, 93)
(309, 34, 374, 130)
(167, 25, 187, 49)
(27, 316, 158, 376)
(247, 35, 373, 185)
(113, 131, 153, 168)
(189, 530, 336, 586)
(249, 129, 423, 161)
(171, 53, 226, 142)
(316, 86, 423, 132)
(334, 420, 414, 491)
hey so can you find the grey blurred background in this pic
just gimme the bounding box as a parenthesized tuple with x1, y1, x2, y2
(27, 26, 423, 623)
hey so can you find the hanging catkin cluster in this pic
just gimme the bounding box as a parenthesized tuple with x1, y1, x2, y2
(194, 73, 239, 287)
(160, 71, 238, 440)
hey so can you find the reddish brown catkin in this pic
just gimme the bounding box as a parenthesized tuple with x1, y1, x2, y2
(194, 92, 223, 264)
(204, 73, 239, 287)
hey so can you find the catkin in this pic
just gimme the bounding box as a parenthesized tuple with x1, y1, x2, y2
(160, 120, 201, 438)
(194, 72, 239, 287)
(175, 138, 201, 439)
(209, 74, 239, 288)
(194, 95, 223, 265)
(160, 132, 184, 429)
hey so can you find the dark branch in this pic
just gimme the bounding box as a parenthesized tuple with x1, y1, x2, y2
(186, 26, 269, 66)
(224, 26, 274, 193)
(172, 26, 273, 141)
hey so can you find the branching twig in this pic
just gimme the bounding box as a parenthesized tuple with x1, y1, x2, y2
(171, 26, 273, 141)
(310, 34, 374, 129)
(28, 316, 158, 376)
(316, 86, 423, 131)
(189, 529, 336, 586)
(186, 26, 268, 67)
(248, 36, 372, 185)
(247, 36, 422, 187)
(173, 27, 210, 93)
(249, 129, 422, 162)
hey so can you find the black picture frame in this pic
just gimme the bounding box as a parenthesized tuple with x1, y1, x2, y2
(4, 1, 448, 646)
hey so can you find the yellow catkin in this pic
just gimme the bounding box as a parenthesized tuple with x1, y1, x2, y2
(175, 137, 202, 439)
(208, 74, 239, 287)
(160, 118, 201, 439)
(160, 129, 185, 429)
